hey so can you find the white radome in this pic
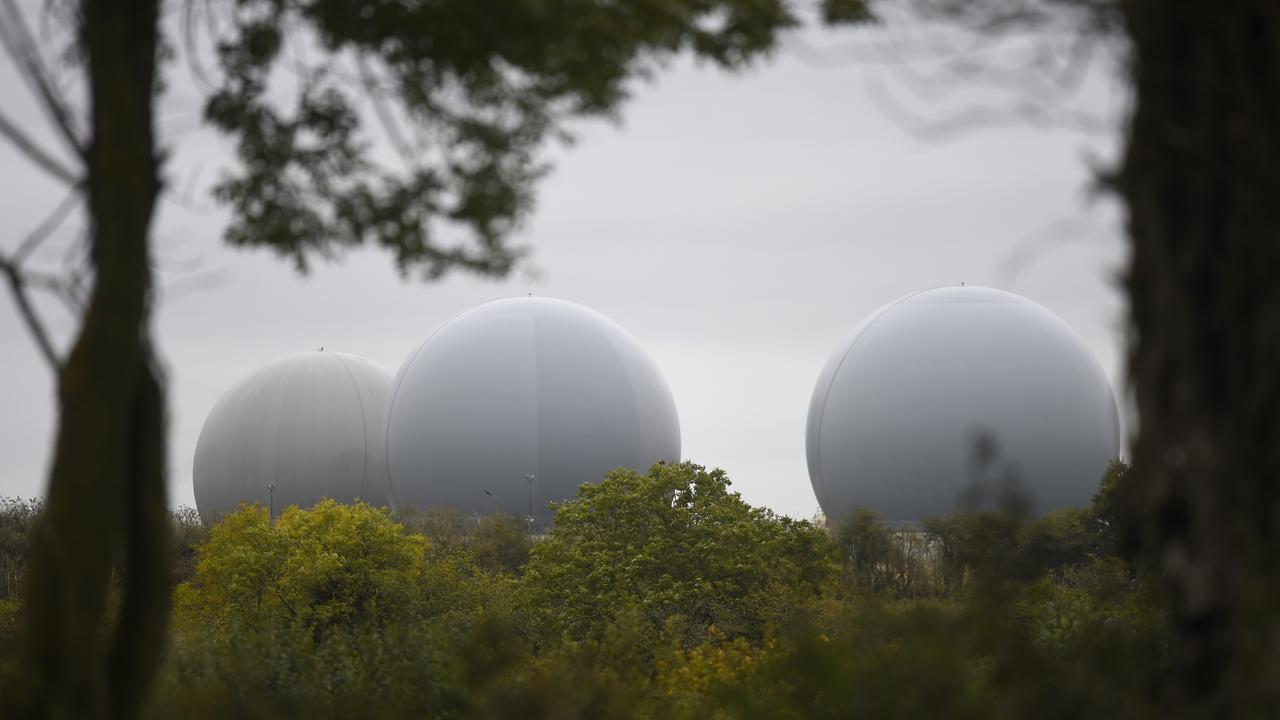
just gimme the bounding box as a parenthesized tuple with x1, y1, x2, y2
(806, 286, 1121, 523)
(193, 351, 393, 522)
(384, 297, 681, 523)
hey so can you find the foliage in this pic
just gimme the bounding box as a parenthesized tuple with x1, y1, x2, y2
(169, 506, 209, 587)
(0, 498, 41, 602)
(399, 506, 533, 575)
(174, 501, 431, 638)
(0, 599, 20, 682)
(1089, 459, 1136, 566)
(159, 501, 514, 718)
(922, 465, 1132, 595)
(469, 513, 534, 576)
(520, 462, 839, 647)
(155, 616, 470, 720)
(3, 461, 1171, 718)
(656, 627, 771, 719)
(456, 610, 667, 720)
(400, 505, 470, 554)
(721, 602, 1001, 720)
(202, 0, 829, 276)
(832, 507, 896, 595)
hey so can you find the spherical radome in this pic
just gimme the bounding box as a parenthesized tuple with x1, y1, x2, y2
(806, 286, 1120, 523)
(193, 351, 393, 522)
(384, 297, 681, 523)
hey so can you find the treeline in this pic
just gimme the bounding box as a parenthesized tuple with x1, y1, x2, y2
(0, 462, 1167, 718)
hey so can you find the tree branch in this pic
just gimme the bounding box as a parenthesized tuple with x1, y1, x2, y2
(0, 255, 62, 369)
(13, 188, 81, 265)
(0, 0, 85, 155)
(0, 189, 83, 369)
(355, 54, 416, 163)
(21, 269, 83, 316)
(180, 0, 218, 93)
(0, 108, 80, 185)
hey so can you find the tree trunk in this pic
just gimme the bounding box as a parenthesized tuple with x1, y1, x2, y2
(1120, 0, 1280, 715)
(3, 1, 167, 718)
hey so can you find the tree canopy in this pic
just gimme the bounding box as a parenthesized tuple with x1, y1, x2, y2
(175, 501, 431, 637)
(521, 462, 838, 646)
(202, 0, 840, 275)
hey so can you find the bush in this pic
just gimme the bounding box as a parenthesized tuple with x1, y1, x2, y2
(0, 498, 41, 602)
(519, 462, 839, 648)
(170, 505, 209, 586)
(174, 501, 429, 639)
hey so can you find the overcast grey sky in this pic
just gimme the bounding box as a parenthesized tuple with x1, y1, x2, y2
(0, 14, 1128, 519)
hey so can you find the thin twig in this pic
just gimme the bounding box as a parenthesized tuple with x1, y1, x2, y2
(23, 270, 83, 315)
(0, 108, 79, 185)
(0, 255, 62, 369)
(356, 54, 416, 163)
(158, 268, 230, 305)
(993, 216, 1105, 287)
(13, 188, 81, 265)
(179, 0, 220, 93)
(0, 0, 84, 155)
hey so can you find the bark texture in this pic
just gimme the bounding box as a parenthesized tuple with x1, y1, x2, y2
(1120, 0, 1280, 715)
(3, 1, 168, 718)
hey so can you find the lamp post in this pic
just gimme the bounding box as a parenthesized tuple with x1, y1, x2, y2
(267, 483, 276, 521)
(524, 474, 536, 526)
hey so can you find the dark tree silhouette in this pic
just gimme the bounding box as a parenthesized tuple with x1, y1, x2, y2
(1120, 2, 1280, 715)
(859, 0, 1280, 714)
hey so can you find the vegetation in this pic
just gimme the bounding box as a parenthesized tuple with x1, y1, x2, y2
(0, 460, 1170, 718)
(3, 0, 1277, 714)
(520, 463, 837, 648)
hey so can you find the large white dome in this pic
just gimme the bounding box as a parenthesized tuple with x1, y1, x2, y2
(806, 286, 1120, 523)
(193, 351, 393, 522)
(385, 297, 680, 523)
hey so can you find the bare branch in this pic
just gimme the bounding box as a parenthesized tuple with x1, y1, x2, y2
(23, 269, 83, 316)
(0, 185, 83, 367)
(180, 0, 218, 92)
(64, 261, 90, 311)
(792, 0, 1122, 146)
(157, 268, 230, 306)
(0, 255, 62, 369)
(993, 216, 1112, 287)
(163, 162, 216, 215)
(0, 0, 85, 155)
(13, 188, 80, 265)
(0, 108, 79, 185)
(355, 54, 416, 163)
(862, 71, 1110, 143)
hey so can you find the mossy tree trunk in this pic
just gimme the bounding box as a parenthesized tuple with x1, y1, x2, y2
(1120, 0, 1280, 714)
(3, 1, 169, 718)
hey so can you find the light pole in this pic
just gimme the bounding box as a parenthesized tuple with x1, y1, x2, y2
(524, 474, 536, 526)
(267, 483, 276, 521)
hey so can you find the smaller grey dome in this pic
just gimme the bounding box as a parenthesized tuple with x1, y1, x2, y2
(193, 351, 393, 523)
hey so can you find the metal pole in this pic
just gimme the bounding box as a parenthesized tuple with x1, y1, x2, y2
(525, 474, 535, 524)
(267, 483, 276, 521)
